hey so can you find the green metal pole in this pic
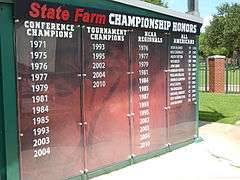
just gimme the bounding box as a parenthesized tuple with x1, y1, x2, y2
(195, 36, 202, 142)
(0, 35, 7, 180)
(0, 3, 20, 180)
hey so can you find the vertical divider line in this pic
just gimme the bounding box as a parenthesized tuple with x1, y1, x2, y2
(195, 36, 200, 139)
(80, 26, 88, 177)
(0, 28, 6, 180)
(166, 33, 170, 146)
(128, 29, 134, 161)
(13, 20, 22, 180)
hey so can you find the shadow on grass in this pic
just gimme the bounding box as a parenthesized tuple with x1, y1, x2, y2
(199, 107, 226, 125)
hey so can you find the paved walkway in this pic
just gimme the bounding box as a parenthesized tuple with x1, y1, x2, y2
(200, 122, 240, 168)
(94, 122, 240, 180)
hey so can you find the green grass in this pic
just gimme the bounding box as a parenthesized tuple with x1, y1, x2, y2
(199, 92, 240, 124)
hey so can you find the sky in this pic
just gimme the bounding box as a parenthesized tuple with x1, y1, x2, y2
(168, 0, 239, 31)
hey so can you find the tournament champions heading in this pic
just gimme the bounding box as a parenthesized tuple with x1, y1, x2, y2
(27, 2, 198, 34)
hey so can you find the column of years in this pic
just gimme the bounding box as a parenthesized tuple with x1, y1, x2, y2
(92, 43, 107, 89)
(138, 44, 151, 149)
(30, 39, 51, 158)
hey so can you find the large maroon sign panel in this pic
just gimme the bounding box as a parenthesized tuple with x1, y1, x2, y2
(14, 1, 200, 179)
(83, 27, 130, 171)
(16, 21, 84, 180)
(131, 30, 168, 155)
(167, 33, 197, 144)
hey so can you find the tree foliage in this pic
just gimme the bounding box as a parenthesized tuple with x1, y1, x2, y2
(199, 33, 228, 59)
(202, 3, 240, 58)
(144, 0, 168, 8)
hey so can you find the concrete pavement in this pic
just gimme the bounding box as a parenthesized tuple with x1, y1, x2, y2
(94, 122, 240, 180)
